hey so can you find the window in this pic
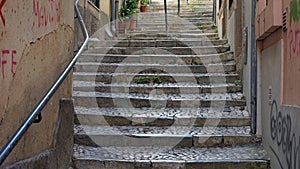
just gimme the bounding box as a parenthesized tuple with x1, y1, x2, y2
(91, 0, 100, 8)
(229, 0, 234, 9)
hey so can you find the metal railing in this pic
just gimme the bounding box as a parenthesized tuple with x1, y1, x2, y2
(0, 0, 89, 165)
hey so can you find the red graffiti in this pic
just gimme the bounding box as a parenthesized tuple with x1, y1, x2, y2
(1, 50, 8, 79)
(0, 0, 6, 26)
(32, 0, 60, 28)
(0, 50, 17, 79)
(289, 29, 300, 58)
(11, 50, 17, 74)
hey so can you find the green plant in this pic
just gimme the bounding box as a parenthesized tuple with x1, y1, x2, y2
(119, 0, 138, 18)
(212, 23, 217, 29)
(233, 80, 242, 86)
(152, 76, 163, 84)
(241, 95, 246, 100)
(134, 75, 163, 84)
(140, 0, 149, 6)
(189, 7, 195, 12)
(188, 2, 204, 6)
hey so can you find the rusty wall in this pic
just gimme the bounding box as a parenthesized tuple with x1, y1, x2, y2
(0, 0, 74, 165)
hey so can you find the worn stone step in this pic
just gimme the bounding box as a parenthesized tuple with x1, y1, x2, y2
(73, 144, 270, 169)
(135, 12, 212, 18)
(74, 106, 250, 127)
(73, 72, 240, 84)
(74, 61, 236, 74)
(123, 29, 207, 35)
(150, 1, 213, 6)
(73, 91, 246, 108)
(74, 125, 254, 147)
(121, 32, 219, 39)
(126, 29, 215, 35)
(148, 7, 213, 12)
(84, 45, 230, 55)
(130, 22, 213, 29)
(88, 39, 228, 47)
(127, 23, 216, 32)
(126, 29, 205, 34)
(73, 81, 241, 93)
(134, 22, 216, 29)
(78, 52, 234, 65)
(133, 20, 213, 27)
(137, 15, 212, 21)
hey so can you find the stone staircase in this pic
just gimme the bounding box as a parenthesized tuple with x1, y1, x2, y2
(72, 0, 270, 168)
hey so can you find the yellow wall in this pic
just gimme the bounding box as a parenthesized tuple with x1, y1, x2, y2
(100, 0, 111, 17)
(0, 0, 74, 165)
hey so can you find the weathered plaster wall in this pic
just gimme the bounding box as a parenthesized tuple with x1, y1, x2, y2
(260, 40, 300, 169)
(78, 0, 109, 41)
(100, 0, 111, 17)
(0, 0, 74, 166)
(242, 0, 254, 134)
(258, 1, 300, 168)
(282, 0, 300, 105)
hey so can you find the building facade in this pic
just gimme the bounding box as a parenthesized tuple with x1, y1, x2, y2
(218, 0, 300, 169)
(0, 0, 74, 167)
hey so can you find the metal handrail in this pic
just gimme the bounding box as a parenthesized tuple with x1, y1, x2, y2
(0, 0, 89, 165)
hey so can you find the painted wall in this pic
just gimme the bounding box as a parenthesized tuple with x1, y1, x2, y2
(282, 0, 300, 105)
(242, 0, 258, 135)
(100, 0, 111, 17)
(217, 0, 256, 132)
(78, 0, 109, 39)
(260, 40, 300, 169)
(257, 0, 300, 169)
(0, 0, 74, 166)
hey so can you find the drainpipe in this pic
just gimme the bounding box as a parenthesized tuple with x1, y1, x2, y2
(164, 0, 168, 35)
(110, 0, 116, 33)
(178, 0, 180, 15)
(250, 0, 257, 134)
(213, 0, 216, 23)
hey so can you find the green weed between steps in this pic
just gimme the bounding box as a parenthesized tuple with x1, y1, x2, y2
(134, 75, 163, 84)
(233, 80, 242, 86)
(188, 2, 204, 6)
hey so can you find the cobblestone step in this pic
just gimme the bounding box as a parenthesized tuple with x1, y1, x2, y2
(73, 81, 242, 94)
(74, 107, 249, 127)
(88, 39, 228, 47)
(73, 144, 269, 169)
(136, 12, 213, 20)
(84, 45, 229, 55)
(130, 22, 215, 30)
(74, 62, 236, 74)
(126, 29, 216, 35)
(121, 32, 219, 39)
(73, 91, 246, 108)
(148, 7, 213, 13)
(78, 52, 234, 64)
(136, 10, 212, 19)
(73, 72, 240, 84)
(74, 125, 254, 147)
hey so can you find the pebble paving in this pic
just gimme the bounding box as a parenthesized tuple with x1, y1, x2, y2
(74, 125, 251, 136)
(75, 107, 249, 118)
(73, 91, 245, 100)
(74, 144, 268, 161)
(72, 0, 270, 167)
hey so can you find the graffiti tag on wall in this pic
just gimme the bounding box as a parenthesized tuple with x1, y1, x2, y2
(1, 50, 17, 79)
(288, 29, 300, 58)
(0, 0, 6, 26)
(289, 0, 300, 58)
(32, 0, 60, 28)
(270, 100, 300, 169)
